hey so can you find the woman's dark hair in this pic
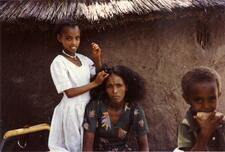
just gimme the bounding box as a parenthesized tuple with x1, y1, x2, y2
(55, 19, 80, 35)
(91, 65, 146, 103)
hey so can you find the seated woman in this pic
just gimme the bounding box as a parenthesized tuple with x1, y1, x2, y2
(83, 65, 149, 151)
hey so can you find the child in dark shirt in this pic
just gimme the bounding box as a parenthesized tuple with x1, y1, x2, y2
(177, 66, 225, 151)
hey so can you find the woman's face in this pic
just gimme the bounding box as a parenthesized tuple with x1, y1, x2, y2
(106, 74, 127, 104)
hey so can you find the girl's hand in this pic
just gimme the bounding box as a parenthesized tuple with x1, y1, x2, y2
(91, 42, 101, 60)
(94, 71, 109, 86)
(195, 112, 224, 138)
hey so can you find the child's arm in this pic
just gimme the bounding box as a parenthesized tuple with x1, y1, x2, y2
(191, 113, 224, 151)
(91, 42, 102, 71)
(65, 71, 109, 98)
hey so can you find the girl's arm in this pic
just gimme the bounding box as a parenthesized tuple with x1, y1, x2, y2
(137, 134, 149, 151)
(83, 131, 95, 151)
(65, 71, 108, 98)
(91, 42, 102, 71)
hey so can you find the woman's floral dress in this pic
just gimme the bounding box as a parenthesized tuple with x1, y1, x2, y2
(83, 99, 149, 151)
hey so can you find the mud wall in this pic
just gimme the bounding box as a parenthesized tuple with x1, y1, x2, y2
(1, 15, 225, 150)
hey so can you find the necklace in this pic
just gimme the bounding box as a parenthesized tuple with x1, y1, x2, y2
(62, 50, 77, 60)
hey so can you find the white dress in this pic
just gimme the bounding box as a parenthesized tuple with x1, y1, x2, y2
(48, 53, 96, 152)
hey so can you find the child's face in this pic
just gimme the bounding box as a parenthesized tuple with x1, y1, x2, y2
(186, 81, 219, 113)
(57, 26, 80, 54)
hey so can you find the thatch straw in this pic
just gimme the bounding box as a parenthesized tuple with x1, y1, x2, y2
(0, 0, 225, 29)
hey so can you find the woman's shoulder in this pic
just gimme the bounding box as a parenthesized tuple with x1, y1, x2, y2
(85, 100, 104, 114)
(130, 103, 144, 111)
(129, 103, 146, 118)
(87, 99, 103, 107)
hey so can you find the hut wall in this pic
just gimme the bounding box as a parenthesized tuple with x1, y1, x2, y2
(2, 15, 225, 150)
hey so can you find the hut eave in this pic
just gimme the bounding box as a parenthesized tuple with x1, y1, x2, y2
(0, 0, 225, 30)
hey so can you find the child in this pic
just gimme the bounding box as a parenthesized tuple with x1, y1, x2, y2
(48, 20, 109, 152)
(177, 66, 225, 151)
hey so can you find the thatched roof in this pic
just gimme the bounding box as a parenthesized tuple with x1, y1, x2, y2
(1, 0, 225, 30)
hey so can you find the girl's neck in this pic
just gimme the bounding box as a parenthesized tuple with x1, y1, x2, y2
(62, 49, 77, 60)
(63, 49, 76, 56)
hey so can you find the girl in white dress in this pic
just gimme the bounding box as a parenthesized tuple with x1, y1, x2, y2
(48, 20, 109, 152)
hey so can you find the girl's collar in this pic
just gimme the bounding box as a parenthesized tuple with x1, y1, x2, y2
(62, 50, 77, 60)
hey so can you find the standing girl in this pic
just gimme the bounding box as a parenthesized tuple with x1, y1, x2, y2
(48, 20, 108, 152)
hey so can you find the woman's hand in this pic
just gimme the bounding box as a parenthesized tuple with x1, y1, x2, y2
(91, 42, 101, 60)
(93, 71, 109, 86)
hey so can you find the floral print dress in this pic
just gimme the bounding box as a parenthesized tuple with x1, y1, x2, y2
(83, 99, 149, 151)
